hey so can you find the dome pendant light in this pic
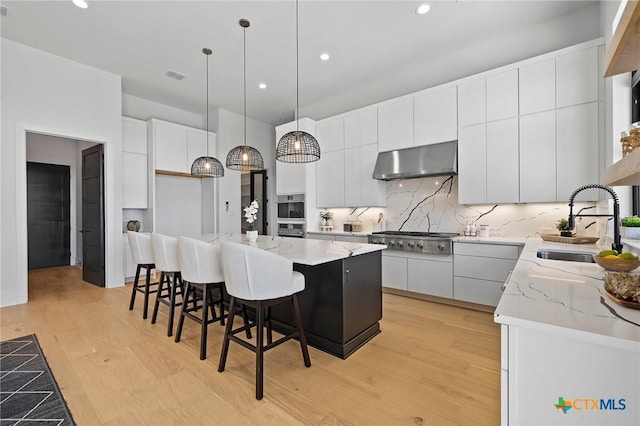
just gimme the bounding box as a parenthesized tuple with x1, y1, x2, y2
(191, 48, 224, 178)
(226, 19, 264, 172)
(276, 0, 321, 163)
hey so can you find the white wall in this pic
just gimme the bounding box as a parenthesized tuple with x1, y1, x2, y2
(1, 39, 122, 307)
(122, 93, 203, 129)
(215, 108, 276, 234)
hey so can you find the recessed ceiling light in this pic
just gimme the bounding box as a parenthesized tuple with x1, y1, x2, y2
(72, 0, 88, 9)
(320, 53, 330, 61)
(416, 3, 430, 15)
(258, 83, 267, 89)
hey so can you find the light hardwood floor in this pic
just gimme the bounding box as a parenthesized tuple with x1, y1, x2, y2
(0, 266, 501, 425)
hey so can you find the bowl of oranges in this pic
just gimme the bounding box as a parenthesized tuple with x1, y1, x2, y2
(593, 250, 640, 272)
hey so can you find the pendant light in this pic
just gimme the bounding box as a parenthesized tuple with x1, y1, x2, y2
(226, 19, 264, 171)
(191, 48, 224, 178)
(276, 0, 321, 163)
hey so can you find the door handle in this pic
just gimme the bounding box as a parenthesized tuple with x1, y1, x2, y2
(501, 271, 513, 291)
(345, 269, 350, 283)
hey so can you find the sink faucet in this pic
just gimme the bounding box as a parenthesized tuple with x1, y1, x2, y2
(568, 184, 622, 253)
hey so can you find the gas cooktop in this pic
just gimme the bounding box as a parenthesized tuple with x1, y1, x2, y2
(371, 231, 459, 238)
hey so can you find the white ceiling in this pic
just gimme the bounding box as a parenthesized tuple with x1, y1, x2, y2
(1, 0, 601, 126)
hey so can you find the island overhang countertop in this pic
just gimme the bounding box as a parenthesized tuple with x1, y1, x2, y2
(198, 233, 386, 266)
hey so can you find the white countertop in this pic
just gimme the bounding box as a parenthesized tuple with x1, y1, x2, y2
(494, 239, 640, 350)
(198, 233, 386, 266)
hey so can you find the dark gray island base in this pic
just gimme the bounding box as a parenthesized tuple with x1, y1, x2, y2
(271, 250, 383, 359)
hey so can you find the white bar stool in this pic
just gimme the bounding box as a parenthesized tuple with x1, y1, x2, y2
(217, 241, 311, 400)
(150, 233, 184, 337)
(174, 236, 227, 360)
(127, 231, 158, 319)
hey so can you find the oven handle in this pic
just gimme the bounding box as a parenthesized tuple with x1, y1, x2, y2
(501, 271, 513, 292)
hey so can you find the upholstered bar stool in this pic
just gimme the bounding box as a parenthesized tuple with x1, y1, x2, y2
(127, 231, 158, 320)
(150, 233, 184, 337)
(218, 241, 311, 400)
(174, 236, 227, 360)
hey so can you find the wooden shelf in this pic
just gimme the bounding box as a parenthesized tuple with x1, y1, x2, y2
(604, 0, 640, 77)
(155, 169, 206, 179)
(604, 148, 640, 186)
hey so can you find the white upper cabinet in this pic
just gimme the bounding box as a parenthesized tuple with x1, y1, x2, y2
(486, 118, 519, 203)
(556, 102, 599, 201)
(316, 117, 344, 152)
(519, 111, 557, 203)
(122, 117, 147, 154)
(344, 146, 361, 205)
(378, 97, 413, 152)
(316, 149, 345, 207)
(153, 120, 189, 173)
(186, 130, 206, 169)
(519, 58, 555, 115)
(556, 46, 599, 108)
(414, 86, 458, 146)
(344, 107, 378, 148)
(458, 123, 487, 204)
(486, 70, 519, 121)
(457, 78, 486, 127)
(122, 152, 148, 208)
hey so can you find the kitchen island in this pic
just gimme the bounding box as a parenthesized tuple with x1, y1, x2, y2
(199, 234, 386, 359)
(495, 239, 640, 425)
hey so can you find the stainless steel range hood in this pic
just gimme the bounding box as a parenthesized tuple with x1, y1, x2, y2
(372, 140, 457, 181)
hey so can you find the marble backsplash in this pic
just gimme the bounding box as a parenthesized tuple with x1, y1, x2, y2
(319, 176, 610, 240)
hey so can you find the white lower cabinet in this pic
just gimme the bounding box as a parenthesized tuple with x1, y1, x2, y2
(453, 242, 522, 307)
(382, 251, 453, 297)
(123, 235, 136, 281)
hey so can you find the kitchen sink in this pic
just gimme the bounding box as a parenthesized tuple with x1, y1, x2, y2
(536, 250, 595, 263)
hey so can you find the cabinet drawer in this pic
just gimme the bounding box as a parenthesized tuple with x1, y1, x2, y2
(382, 255, 407, 290)
(454, 255, 517, 282)
(335, 235, 368, 243)
(454, 276, 503, 306)
(408, 258, 453, 298)
(454, 242, 520, 260)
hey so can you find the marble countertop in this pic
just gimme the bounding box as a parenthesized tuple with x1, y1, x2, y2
(198, 233, 386, 266)
(495, 239, 640, 350)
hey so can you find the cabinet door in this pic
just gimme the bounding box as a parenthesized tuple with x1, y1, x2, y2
(276, 162, 306, 195)
(122, 152, 148, 209)
(453, 276, 503, 306)
(316, 117, 344, 152)
(458, 78, 486, 127)
(154, 122, 188, 173)
(458, 123, 487, 204)
(360, 108, 378, 146)
(382, 255, 407, 290)
(316, 150, 345, 207)
(556, 46, 598, 108)
(407, 258, 453, 298)
(486, 118, 519, 203)
(344, 114, 361, 149)
(186, 130, 207, 171)
(123, 235, 136, 280)
(487, 70, 518, 121)
(414, 86, 458, 146)
(359, 143, 387, 207)
(556, 102, 599, 201)
(519, 111, 556, 202)
(344, 146, 361, 206)
(519, 58, 555, 115)
(122, 117, 147, 154)
(378, 98, 413, 152)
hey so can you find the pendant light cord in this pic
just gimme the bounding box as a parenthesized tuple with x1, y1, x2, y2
(206, 51, 210, 158)
(244, 24, 247, 149)
(295, 0, 299, 133)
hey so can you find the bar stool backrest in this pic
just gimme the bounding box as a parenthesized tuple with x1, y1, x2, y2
(151, 233, 179, 273)
(177, 236, 224, 284)
(220, 241, 302, 301)
(128, 231, 154, 265)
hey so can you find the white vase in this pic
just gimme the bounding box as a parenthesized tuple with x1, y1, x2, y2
(246, 230, 258, 242)
(622, 226, 640, 240)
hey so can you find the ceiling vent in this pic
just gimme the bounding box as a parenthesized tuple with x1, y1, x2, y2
(165, 70, 186, 81)
(1, 6, 9, 16)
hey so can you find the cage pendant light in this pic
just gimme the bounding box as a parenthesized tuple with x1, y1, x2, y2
(226, 19, 264, 171)
(191, 48, 224, 177)
(276, 0, 320, 163)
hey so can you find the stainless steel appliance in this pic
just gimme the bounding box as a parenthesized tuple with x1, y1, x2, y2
(277, 194, 305, 219)
(368, 231, 458, 254)
(373, 140, 457, 181)
(278, 222, 306, 238)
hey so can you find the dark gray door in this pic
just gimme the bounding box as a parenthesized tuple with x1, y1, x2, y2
(82, 144, 105, 287)
(27, 162, 71, 269)
(250, 170, 267, 234)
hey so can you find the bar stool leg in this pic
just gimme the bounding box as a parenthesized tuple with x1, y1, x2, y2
(200, 284, 210, 360)
(256, 300, 264, 400)
(167, 273, 178, 337)
(242, 306, 252, 339)
(292, 295, 311, 368)
(175, 281, 191, 343)
(151, 272, 166, 325)
(129, 264, 142, 311)
(266, 306, 273, 345)
(143, 265, 152, 319)
(218, 296, 237, 373)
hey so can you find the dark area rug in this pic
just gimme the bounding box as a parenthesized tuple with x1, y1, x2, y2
(0, 334, 75, 425)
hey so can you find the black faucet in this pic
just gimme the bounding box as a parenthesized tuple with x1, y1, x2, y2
(568, 184, 622, 253)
